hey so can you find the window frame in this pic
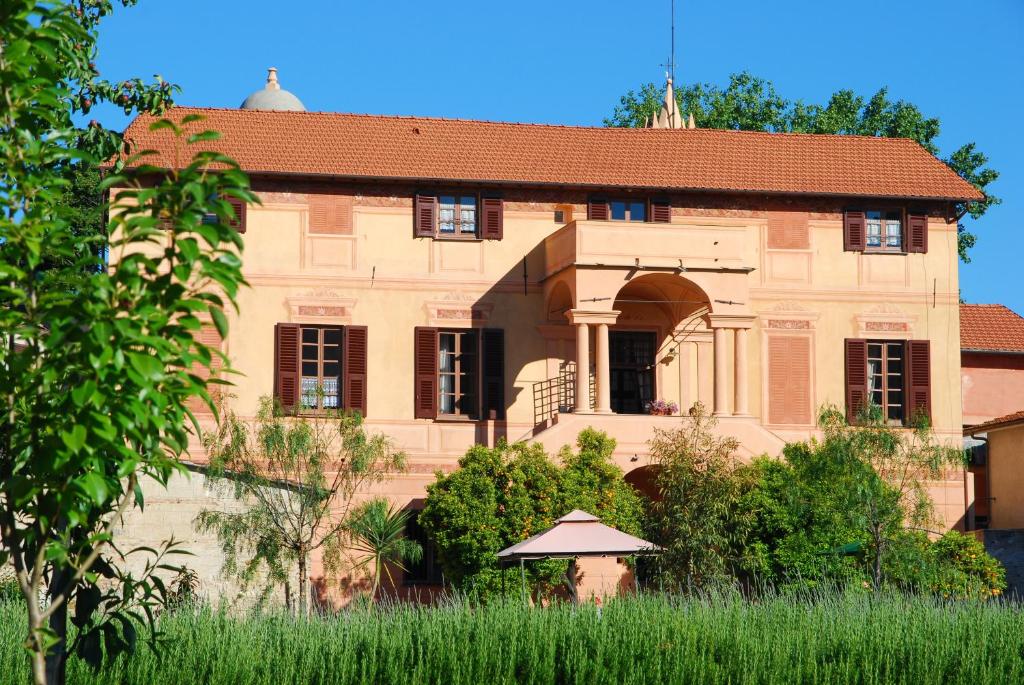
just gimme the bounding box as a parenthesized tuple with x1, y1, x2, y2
(437, 328, 479, 419)
(863, 208, 905, 253)
(608, 198, 648, 223)
(299, 324, 343, 412)
(435, 192, 480, 240)
(866, 339, 906, 426)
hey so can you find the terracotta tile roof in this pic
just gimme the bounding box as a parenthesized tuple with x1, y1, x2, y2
(960, 304, 1024, 352)
(965, 410, 1024, 435)
(122, 107, 983, 201)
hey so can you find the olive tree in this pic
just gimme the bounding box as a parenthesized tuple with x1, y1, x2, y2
(0, 2, 251, 683)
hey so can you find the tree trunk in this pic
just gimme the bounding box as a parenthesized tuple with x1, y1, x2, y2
(297, 551, 308, 617)
(872, 530, 885, 592)
(369, 555, 381, 604)
(43, 568, 70, 685)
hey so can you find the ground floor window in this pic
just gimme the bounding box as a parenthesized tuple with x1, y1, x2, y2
(867, 340, 905, 425)
(439, 329, 478, 417)
(301, 325, 342, 410)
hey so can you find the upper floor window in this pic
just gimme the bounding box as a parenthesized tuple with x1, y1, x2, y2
(609, 200, 647, 222)
(865, 210, 903, 252)
(438, 195, 478, 237)
(588, 197, 670, 223)
(844, 209, 927, 254)
(414, 193, 503, 240)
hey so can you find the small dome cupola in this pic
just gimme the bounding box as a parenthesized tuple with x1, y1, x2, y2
(240, 67, 306, 112)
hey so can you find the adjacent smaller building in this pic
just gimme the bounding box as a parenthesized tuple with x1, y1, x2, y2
(961, 304, 1024, 529)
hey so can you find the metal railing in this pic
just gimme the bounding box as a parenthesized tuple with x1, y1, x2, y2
(531, 362, 594, 426)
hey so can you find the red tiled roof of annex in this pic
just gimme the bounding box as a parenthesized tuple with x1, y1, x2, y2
(122, 107, 983, 201)
(960, 304, 1024, 353)
(965, 410, 1024, 435)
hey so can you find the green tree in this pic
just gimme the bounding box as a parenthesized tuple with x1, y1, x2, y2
(741, 406, 970, 591)
(347, 498, 423, 603)
(557, 428, 644, 537)
(419, 440, 563, 598)
(646, 403, 753, 590)
(0, 2, 251, 682)
(606, 72, 998, 261)
(196, 397, 406, 616)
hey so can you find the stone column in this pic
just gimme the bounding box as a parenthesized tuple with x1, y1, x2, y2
(574, 322, 590, 413)
(595, 323, 612, 413)
(733, 327, 750, 417)
(713, 326, 730, 417)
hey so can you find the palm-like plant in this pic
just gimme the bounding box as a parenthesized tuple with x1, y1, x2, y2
(348, 499, 423, 602)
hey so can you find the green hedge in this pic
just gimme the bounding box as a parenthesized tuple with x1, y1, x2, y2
(1, 593, 1022, 684)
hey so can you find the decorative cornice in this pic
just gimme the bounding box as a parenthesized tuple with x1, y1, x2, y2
(566, 309, 621, 325)
(424, 299, 493, 327)
(286, 290, 356, 324)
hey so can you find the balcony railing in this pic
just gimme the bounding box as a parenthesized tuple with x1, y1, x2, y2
(531, 362, 593, 426)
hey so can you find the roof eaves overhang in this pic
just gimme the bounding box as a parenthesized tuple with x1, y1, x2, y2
(238, 170, 981, 202)
(961, 348, 1024, 356)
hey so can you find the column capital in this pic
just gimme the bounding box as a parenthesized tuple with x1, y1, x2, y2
(566, 309, 621, 326)
(704, 313, 756, 330)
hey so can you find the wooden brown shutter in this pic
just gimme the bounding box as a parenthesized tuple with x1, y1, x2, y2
(414, 327, 438, 419)
(188, 324, 224, 416)
(907, 212, 928, 254)
(587, 197, 609, 221)
(414, 194, 436, 237)
(343, 326, 368, 418)
(767, 336, 811, 425)
(906, 340, 931, 424)
(650, 199, 671, 223)
(227, 196, 247, 233)
(481, 197, 503, 240)
(844, 338, 868, 424)
(274, 323, 301, 412)
(309, 194, 353, 235)
(767, 211, 810, 249)
(480, 328, 505, 420)
(843, 210, 865, 252)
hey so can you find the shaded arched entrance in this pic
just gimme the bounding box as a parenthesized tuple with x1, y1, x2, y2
(624, 464, 662, 502)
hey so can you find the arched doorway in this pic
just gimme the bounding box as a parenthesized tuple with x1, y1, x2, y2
(610, 274, 711, 415)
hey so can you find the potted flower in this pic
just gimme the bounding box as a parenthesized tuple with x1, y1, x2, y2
(644, 400, 679, 416)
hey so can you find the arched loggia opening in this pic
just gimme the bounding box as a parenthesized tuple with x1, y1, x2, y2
(608, 274, 711, 415)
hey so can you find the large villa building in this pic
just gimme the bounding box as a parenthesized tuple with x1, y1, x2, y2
(114, 70, 985, 598)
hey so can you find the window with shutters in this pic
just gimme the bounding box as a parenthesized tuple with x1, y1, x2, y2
(300, 326, 343, 410)
(865, 210, 903, 252)
(438, 194, 478, 237)
(201, 193, 246, 233)
(866, 341, 905, 425)
(438, 329, 478, 417)
(588, 198, 670, 223)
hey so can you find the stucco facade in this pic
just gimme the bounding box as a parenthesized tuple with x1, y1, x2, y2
(113, 98, 982, 600)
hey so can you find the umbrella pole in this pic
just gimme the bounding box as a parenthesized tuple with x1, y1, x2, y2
(519, 558, 527, 606)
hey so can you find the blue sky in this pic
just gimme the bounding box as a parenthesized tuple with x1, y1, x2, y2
(95, 0, 1023, 311)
